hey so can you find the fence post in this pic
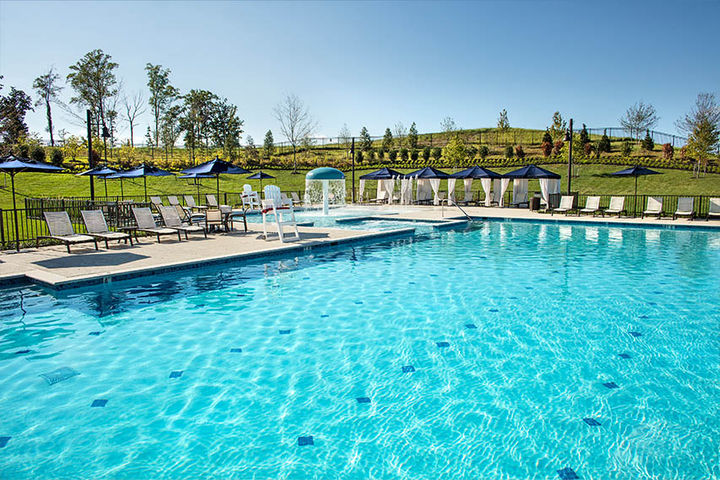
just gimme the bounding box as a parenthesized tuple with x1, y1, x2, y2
(0, 208, 4, 250)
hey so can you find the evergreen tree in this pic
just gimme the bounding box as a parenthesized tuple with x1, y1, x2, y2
(422, 146, 431, 161)
(145, 126, 154, 158)
(407, 122, 418, 149)
(360, 126, 372, 151)
(0, 86, 33, 149)
(382, 128, 393, 152)
(598, 129, 611, 153)
(263, 130, 274, 159)
(641, 130, 655, 151)
(497, 109, 510, 131)
(579, 124, 590, 147)
(542, 129, 553, 144)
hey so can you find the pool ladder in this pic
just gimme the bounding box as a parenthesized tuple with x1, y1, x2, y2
(440, 199, 473, 223)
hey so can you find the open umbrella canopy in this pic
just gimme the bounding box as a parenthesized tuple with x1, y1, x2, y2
(0, 155, 64, 174)
(178, 173, 214, 179)
(247, 171, 275, 180)
(609, 166, 661, 177)
(450, 166, 502, 179)
(106, 164, 174, 178)
(359, 167, 404, 180)
(76, 166, 117, 177)
(405, 166, 449, 178)
(503, 164, 561, 179)
(181, 157, 248, 175)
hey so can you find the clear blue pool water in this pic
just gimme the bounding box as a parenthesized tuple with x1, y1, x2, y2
(1, 221, 718, 479)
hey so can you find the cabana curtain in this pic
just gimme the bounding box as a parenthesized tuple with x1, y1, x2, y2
(481, 178, 493, 206)
(447, 178, 456, 204)
(429, 178, 441, 205)
(512, 179, 529, 205)
(463, 178, 474, 203)
(359, 179, 365, 201)
(497, 178, 510, 206)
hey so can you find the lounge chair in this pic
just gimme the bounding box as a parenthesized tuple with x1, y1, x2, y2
(38, 211, 98, 253)
(184, 195, 206, 211)
(81, 209, 133, 248)
(131, 207, 182, 242)
(168, 196, 181, 207)
(206, 194, 229, 210)
(262, 185, 300, 242)
(150, 196, 163, 211)
(552, 196, 575, 215)
(707, 198, 720, 220)
(291, 192, 302, 205)
(604, 196, 626, 216)
(158, 206, 207, 239)
(578, 196, 601, 216)
(280, 192, 292, 207)
(642, 196, 663, 219)
(674, 197, 694, 220)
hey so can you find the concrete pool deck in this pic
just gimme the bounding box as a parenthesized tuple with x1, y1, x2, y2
(1, 205, 718, 289)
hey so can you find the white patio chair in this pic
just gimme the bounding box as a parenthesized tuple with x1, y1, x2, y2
(673, 197, 694, 220)
(642, 196, 663, 219)
(262, 185, 300, 243)
(605, 196, 626, 216)
(707, 198, 720, 220)
(578, 196, 601, 216)
(552, 196, 575, 215)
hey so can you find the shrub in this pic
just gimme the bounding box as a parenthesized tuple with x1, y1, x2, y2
(30, 146, 46, 163)
(662, 143, 674, 160)
(400, 148, 408, 161)
(376, 149, 384, 161)
(466, 145, 477, 159)
(504, 145, 514, 158)
(431, 147, 441, 160)
(514, 145, 525, 159)
(641, 130, 654, 151)
(542, 129, 553, 144)
(389, 149, 398, 161)
(583, 142, 594, 157)
(478, 145, 489, 159)
(410, 149, 419, 161)
(598, 130, 611, 153)
(541, 141, 553, 157)
(50, 148, 64, 166)
(553, 140, 564, 156)
(356, 151, 364, 163)
(621, 141, 632, 156)
(422, 146, 431, 161)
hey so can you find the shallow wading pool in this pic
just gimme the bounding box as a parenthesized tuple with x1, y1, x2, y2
(0, 221, 718, 479)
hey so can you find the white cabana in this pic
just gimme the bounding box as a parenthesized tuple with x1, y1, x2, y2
(512, 179, 529, 205)
(494, 178, 511, 207)
(463, 178, 474, 203)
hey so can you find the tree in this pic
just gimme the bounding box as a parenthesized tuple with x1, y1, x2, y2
(579, 124, 590, 147)
(598, 129, 611, 153)
(641, 130, 655, 151)
(422, 146, 431, 161)
(359, 126, 372, 151)
(478, 145, 489, 160)
(620, 101, 659, 139)
(263, 130, 275, 159)
(542, 129, 553, 144)
(440, 116, 457, 133)
(431, 147, 441, 160)
(67, 49, 119, 137)
(33, 67, 62, 146)
(393, 122, 407, 148)
(160, 104, 182, 158)
(180, 89, 218, 163)
(62, 135, 82, 162)
(549, 111, 566, 141)
(122, 91, 145, 147)
(273, 93, 316, 173)
(382, 128, 393, 152)
(337, 123, 351, 149)
(145, 127, 154, 158)
(209, 97, 244, 160)
(497, 109, 510, 131)
(676, 92, 720, 177)
(407, 122, 419, 149)
(0, 86, 33, 150)
(146, 64, 179, 148)
(442, 136, 466, 168)
(504, 145, 514, 158)
(621, 140, 632, 156)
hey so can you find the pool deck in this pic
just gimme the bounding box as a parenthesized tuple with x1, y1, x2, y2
(1, 205, 718, 289)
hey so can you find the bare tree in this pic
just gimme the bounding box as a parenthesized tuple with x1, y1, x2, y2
(32, 67, 63, 146)
(620, 101, 659, 140)
(393, 121, 407, 148)
(122, 91, 146, 147)
(440, 116, 457, 133)
(273, 93, 316, 173)
(676, 93, 720, 177)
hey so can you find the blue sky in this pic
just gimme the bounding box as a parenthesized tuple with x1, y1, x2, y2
(0, 0, 718, 144)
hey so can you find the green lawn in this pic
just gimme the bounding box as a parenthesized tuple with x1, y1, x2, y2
(2, 164, 719, 211)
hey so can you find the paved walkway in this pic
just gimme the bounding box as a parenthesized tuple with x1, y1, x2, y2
(1, 205, 717, 288)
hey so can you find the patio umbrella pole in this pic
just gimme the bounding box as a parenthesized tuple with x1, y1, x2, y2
(120, 178, 124, 198)
(11, 173, 19, 251)
(144, 176, 148, 202)
(634, 176, 638, 217)
(104, 177, 108, 198)
(216, 174, 220, 202)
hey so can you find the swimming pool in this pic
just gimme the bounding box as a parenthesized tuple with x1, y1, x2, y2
(1, 221, 718, 479)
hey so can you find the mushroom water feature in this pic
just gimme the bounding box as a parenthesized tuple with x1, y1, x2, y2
(305, 167, 346, 215)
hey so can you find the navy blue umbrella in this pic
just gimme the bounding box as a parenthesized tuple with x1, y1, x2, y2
(449, 166, 502, 179)
(247, 171, 275, 190)
(359, 167, 404, 180)
(106, 164, 174, 201)
(503, 164, 561, 179)
(0, 155, 64, 250)
(178, 172, 214, 197)
(405, 166, 449, 178)
(76, 165, 117, 197)
(181, 157, 250, 199)
(610, 165, 661, 216)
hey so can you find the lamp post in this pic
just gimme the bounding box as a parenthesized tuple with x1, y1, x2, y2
(351, 137, 355, 203)
(87, 110, 95, 200)
(564, 118, 574, 195)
